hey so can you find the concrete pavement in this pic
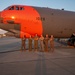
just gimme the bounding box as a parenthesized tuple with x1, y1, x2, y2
(0, 37, 75, 75)
(0, 48, 75, 75)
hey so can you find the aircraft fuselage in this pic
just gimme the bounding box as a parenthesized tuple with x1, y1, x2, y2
(0, 5, 75, 38)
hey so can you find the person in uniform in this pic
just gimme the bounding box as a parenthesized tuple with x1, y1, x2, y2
(28, 35, 32, 51)
(44, 34, 49, 52)
(39, 35, 44, 52)
(50, 35, 54, 52)
(21, 35, 26, 51)
(34, 34, 39, 51)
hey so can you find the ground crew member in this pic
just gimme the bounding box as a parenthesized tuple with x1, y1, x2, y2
(34, 34, 39, 51)
(44, 34, 49, 52)
(39, 35, 44, 52)
(50, 35, 54, 52)
(21, 35, 26, 51)
(28, 35, 32, 51)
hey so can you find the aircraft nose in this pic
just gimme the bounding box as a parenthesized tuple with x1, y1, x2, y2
(0, 11, 3, 23)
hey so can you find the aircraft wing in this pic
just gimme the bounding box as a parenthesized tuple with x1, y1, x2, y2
(0, 23, 20, 38)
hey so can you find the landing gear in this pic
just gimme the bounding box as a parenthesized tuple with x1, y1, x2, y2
(67, 38, 75, 47)
(68, 33, 75, 47)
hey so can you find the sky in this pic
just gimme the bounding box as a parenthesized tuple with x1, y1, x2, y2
(0, 0, 75, 34)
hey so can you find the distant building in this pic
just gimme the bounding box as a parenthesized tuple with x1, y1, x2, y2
(0, 34, 3, 38)
(5, 32, 14, 37)
(0, 34, 2, 38)
(0, 34, 6, 38)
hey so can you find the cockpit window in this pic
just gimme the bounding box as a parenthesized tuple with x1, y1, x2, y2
(16, 6, 19, 10)
(4, 6, 24, 11)
(20, 7, 24, 10)
(9, 6, 14, 10)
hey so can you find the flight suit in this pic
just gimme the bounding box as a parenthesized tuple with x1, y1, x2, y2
(39, 36, 44, 52)
(34, 36, 38, 51)
(50, 36, 54, 52)
(21, 37, 26, 51)
(44, 37, 49, 52)
(28, 37, 32, 51)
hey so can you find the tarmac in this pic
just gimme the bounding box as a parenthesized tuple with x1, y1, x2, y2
(0, 37, 75, 75)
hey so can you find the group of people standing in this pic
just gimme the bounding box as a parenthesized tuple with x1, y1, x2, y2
(21, 34, 54, 52)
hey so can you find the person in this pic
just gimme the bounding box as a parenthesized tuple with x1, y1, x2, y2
(34, 34, 39, 51)
(50, 35, 54, 52)
(44, 34, 49, 52)
(21, 35, 26, 51)
(39, 35, 44, 52)
(28, 35, 32, 51)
